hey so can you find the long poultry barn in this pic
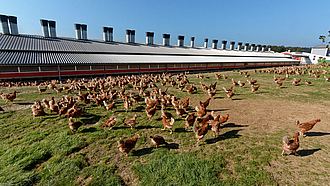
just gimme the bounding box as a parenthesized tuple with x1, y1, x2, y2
(0, 16, 299, 79)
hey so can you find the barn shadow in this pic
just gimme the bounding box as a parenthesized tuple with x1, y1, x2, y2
(298, 148, 321, 157)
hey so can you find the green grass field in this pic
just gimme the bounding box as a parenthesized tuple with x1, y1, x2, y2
(1, 65, 330, 185)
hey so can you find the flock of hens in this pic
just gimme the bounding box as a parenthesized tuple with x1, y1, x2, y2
(0, 65, 325, 156)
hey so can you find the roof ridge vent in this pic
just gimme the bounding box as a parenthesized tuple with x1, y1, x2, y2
(75, 23, 87, 40)
(103, 27, 113, 42)
(40, 19, 56, 38)
(0, 14, 19, 35)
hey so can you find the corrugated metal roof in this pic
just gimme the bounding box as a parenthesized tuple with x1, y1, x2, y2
(0, 51, 296, 65)
(0, 34, 298, 65)
(0, 34, 285, 57)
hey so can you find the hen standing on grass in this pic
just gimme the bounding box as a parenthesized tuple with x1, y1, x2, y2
(102, 117, 117, 130)
(125, 114, 138, 129)
(185, 113, 196, 131)
(226, 90, 236, 99)
(117, 134, 140, 156)
(296, 119, 321, 137)
(161, 115, 175, 134)
(150, 135, 168, 148)
(251, 84, 261, 92)
(31, 100, 48, 118)
(146, 104, 157, 121)
(282, 132, 300, 156)
(69, 117, 83, 134)
(193, 120, 211, 144)
(0, 90, 17, 103)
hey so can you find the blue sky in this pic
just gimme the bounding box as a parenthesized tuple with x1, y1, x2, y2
(1, 0, 329, 47)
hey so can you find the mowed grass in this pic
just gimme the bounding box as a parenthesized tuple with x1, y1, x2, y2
(0, 64, 330, 185)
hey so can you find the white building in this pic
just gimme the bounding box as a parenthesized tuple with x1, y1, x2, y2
(309, 44, 330, 64)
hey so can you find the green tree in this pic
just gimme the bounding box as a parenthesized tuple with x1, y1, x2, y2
(268, 45, 309, 53)
(318, 57, 328, 67)
(319, 31, 330, 48)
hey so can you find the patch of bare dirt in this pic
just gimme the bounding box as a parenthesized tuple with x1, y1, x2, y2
(0, 101, 33, 111)
(206, 97, 330, 185)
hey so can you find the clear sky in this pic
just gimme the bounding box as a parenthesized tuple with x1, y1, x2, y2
(1, 0, 329, 48)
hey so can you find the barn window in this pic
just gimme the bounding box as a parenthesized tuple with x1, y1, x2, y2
(39, 66, 58, 71)
(20, 66, 39, 72)
(0, 66, 19, 73)
(76, 65, 89, 70)
(130, 64, 139, 69)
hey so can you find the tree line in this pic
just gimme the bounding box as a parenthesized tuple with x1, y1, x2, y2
(266, 45, 311, 53)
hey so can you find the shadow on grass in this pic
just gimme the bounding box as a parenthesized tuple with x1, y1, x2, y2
(298, 148, 321, 157)
(135, 125, 160, 129)
(305, 132, 330, 137)
(168, 142, 179, 149)
(132, 142, 179, 156)
(132, 147, 154, 156)
(222, 122, 248, 128)
(254, 91, 265, 94)
(81, 113, 102, 124)
(16, 102, 34, 105)
(205, 129, 242, 144)
(155, 117, 162, 121)
(80, 126, 98, 133)
(174, 127, 188, 133)
(111, 126, 129, 130)
(134, 106, 145, 112)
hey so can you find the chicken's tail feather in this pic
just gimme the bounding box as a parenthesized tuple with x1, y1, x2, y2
(170, 117, 175, 126)
(193, 125, 198, 134)
(282, 136, 290, 144)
